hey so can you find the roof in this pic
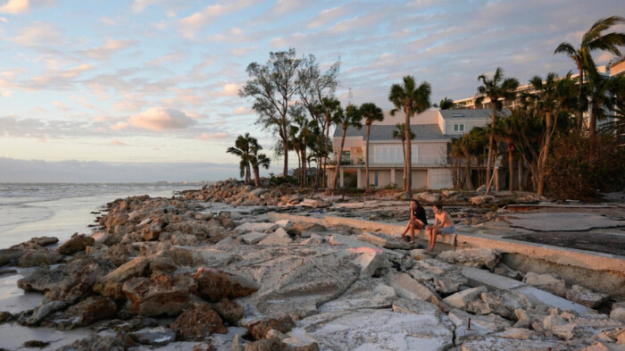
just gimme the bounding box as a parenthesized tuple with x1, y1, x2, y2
(440, 108, 509, 119)
(334, 124, 446, 141)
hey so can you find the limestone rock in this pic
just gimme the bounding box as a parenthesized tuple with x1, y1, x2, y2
(129, 326, 176, 346)
(54, 296, 117, 330)
(386, 272, 441, 304)
(123, 273, 196, 316)
(470, 195, 494, 205)
(493, 263, 523, 280)
(318, 279, 396, 312)
(29, 236, 60, 247)
(57, 234, 95, 255)
(194, 268, 259, 302)
(54, 334, 125, 351)
(523, 272, 567, 297)
(289, 222, 326, 237)
(0, 248, 25, 266)
(235, 222, 278, 234)
(459, 336, 561, 351)
(443, 286, 488, 310)
(17, 249, 62, 267)
(437, 248, 501, 271)
(170, 305, 227, 341)
(288, 309, 453, 351)
(610, 307, 625, 324)
(350, 247, 390, 277)
(565, 285, 609, 309)
(258, 228, 292, 245)
(248, 316, 296, 340)
(241, 232, 269, 245)
(18, 300, 66, 326)
(414, 192, 441, 203)
(357, 232, 413, 250)
(212, 298, 244, 324)
(94, 256, 152, 300)
(448, 309, 512, 344)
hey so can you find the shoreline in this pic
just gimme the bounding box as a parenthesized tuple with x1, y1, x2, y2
(0, 180, 624, 350)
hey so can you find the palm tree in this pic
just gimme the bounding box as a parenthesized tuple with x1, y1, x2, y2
(554, 16, 625, 130)
(439, 97, 454, 110)
(290, 115, 318, 189)
(389, 76, 431, 192)
(586, 66, 625, 139)
(392, 123, 416, 172)
(248, 144, 271, 188)
(522, 72, 577, 195)
(331, 104, 362, 191)
(475, 67, 519, 194)
(359, 103, 384, 189)
(226, 133, 255, 184)
(321, 97, 341, 187)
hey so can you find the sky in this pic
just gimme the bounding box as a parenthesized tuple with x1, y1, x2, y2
(1, 0, 624, 182)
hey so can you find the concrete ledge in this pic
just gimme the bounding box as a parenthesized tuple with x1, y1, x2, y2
(268, 212, 625, 274)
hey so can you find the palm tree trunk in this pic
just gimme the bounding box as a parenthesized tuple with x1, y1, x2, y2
(405, 107, 412, 192)
(332, 126, 348, 191)
(465, 154, 473, 190)
(365, 124, 371, 189)
(518, 158, 524, 191)
(301, 148, 307, 189)
(537, 111, 553, 196)
(253, 165, 260, 188)
(323, 114, 331, 188)
(508, 142, 514, 193)
(590, 107, 597, 139)
(578, 66, 584, 130)
(485, 105, 495, 194)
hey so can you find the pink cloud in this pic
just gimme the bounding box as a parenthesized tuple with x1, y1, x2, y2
(110, 139, 127, 146)
(197, 132, 228, 140)
(112, 107, 197, 131)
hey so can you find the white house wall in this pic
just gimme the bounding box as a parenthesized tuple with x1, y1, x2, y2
(429, 168, 453, 189)
(444, 117, 490, 137)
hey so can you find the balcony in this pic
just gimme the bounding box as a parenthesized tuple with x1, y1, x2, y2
(327, 155, 449, 167)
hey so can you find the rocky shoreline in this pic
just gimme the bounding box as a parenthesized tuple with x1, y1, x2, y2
(0, 179, 624, 351)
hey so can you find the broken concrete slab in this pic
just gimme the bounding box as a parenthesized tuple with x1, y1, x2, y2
(350, 247, 390, 277)
(448, 309, 512, 345)
(288, 309, 454, 351)
(357, 232, 414, 250)
(318, 279, 396, 312)
(386, 272, 441, 304)
(443, 286, 488, 310)
(234, 222, 278, 234)
(513, 286, 590, 315)
(506, 213, 625, 232)
(258, 228, 292, 245)
(240, 232, 268, 245)
(461, 267, 525, 291)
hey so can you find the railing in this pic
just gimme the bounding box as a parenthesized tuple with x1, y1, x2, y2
(327, 155, 449, 167)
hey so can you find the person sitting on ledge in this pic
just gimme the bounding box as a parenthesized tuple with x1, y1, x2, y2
(425, 203, 455, 252)
(400, 200, 428, 243)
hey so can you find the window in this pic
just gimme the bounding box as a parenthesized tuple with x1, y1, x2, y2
(453, 124, 465, 133)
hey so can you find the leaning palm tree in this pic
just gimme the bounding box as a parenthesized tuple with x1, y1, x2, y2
(392, 123, 416, 172)
(554, 16, 625, 130)
(248, 145, 271, 188)
(331, 104, 362, 191)
(226, 133, 256, 184)
(389, 76, 431, 192)
(359, 102, 384, 189)
(475, 68, 519, 194)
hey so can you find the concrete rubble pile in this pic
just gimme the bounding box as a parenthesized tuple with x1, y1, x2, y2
(0, 190, 621, 351)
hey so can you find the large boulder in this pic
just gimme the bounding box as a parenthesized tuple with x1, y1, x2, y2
(287, 309, 453, 351)
(17, 249, 62, 267)
(54, 296, 117, 330)
(437, 248, 501, 271)
(122, 273, 196, 316)
(193, 268, 259, 302)
(414, 192, 441, 203)
(57, 234, 95, 255)
(211, 298, 244, 324)
(0, 248, 25, 266)
(170, 304, 227, 341)
(18, 300, 66, 326)
(93, 256, 152, 299)
(386, 272, 441, 305)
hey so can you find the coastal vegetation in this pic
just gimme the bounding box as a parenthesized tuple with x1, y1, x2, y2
(235, 16, 625, 200)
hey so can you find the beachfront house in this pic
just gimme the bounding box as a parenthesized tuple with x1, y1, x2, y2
(326, 108, 495, 189)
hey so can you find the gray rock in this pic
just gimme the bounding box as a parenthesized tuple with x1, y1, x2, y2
(0, 248, 25, 266)
(288, 309, 453, 351)
(54, 334, 125, 351)
(414, 192, 441, 203)
(241, 232, 268, 245)
(523, 272, 567, 297)
(437, 248, 501, 271)
(386, 272, 441, 304)
(443, 286, 488, 310)
(18, 300, 67, 326)
(610, 307, 625, 324)
(565, 285, 609, 309)
(18, 249, 62, 267)
(258, 228, 292, 245)
(351, 247, 391, 277)
(357, 232, 414, 250)
(318, 279, 396, 312)
(129, 326, 176, 346)
(448, 309, 512, 345)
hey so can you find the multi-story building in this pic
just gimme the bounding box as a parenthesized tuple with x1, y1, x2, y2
(326, 108, 499, 189)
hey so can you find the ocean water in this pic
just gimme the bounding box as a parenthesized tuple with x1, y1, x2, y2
(0, 183, 203, 249)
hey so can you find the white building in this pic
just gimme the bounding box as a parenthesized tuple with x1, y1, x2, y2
(326, 108, 500, 189)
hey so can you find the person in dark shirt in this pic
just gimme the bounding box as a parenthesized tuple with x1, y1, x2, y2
(400, 200, 428, 243)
